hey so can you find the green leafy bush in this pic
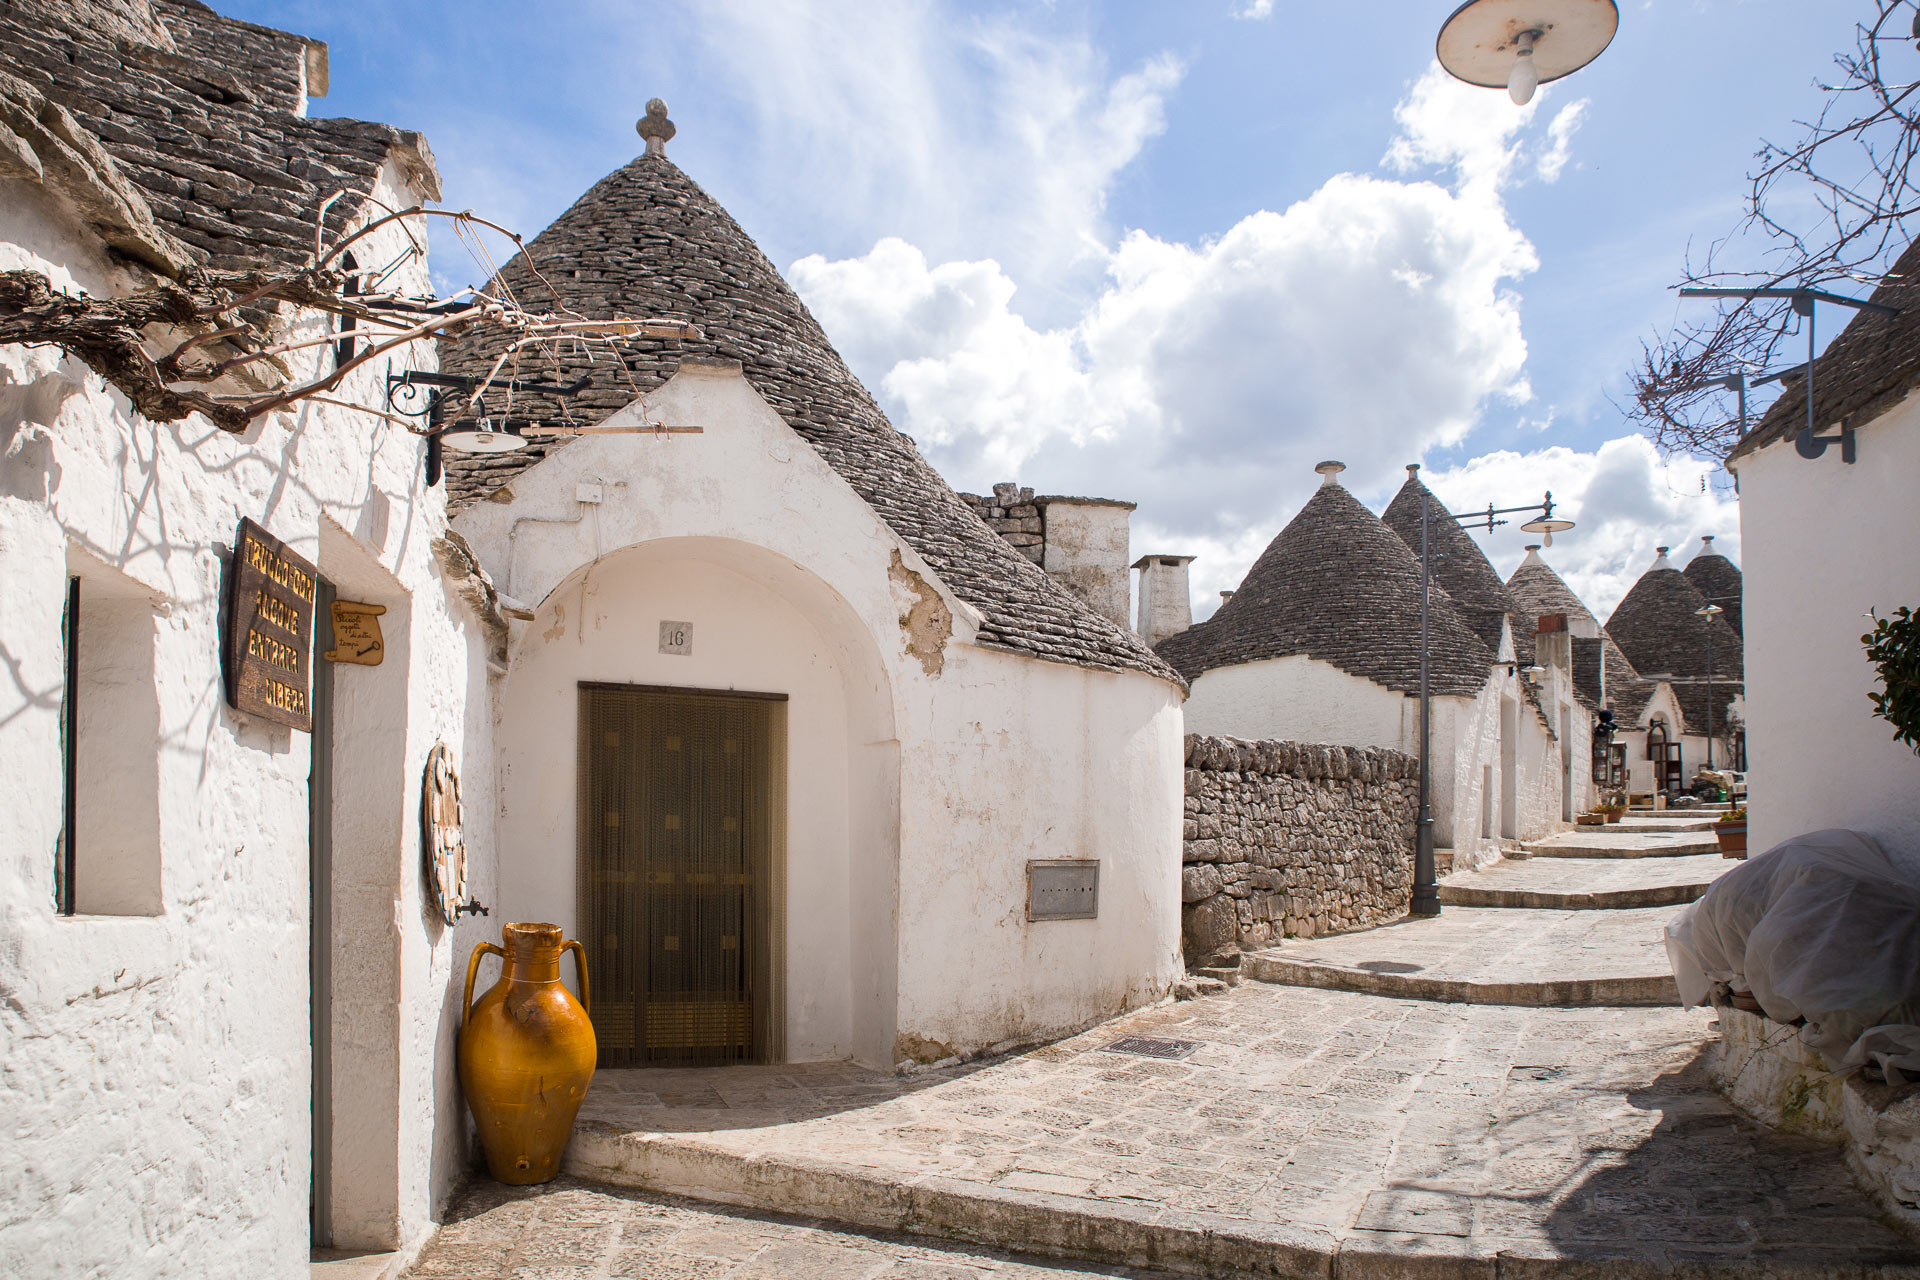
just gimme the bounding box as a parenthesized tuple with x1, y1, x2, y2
(1863, 606, 1920, 755)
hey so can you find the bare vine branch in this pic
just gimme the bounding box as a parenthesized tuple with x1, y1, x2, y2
(1630, 2, 1920, 459)
(0, 202, 695, 436)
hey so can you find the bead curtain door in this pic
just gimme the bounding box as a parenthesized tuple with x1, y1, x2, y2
(577, 683, 787, 1067)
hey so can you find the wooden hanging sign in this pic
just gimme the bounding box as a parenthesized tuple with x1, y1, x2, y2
(325, 600, 387, 666)
(223, 517, 318, 731)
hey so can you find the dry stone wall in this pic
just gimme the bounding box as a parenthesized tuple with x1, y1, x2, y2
(1182, 734, 1417, 967)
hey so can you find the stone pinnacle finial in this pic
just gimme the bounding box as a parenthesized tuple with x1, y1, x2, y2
(637, 98, 676, 158)
(1315, 460, 1346, 487)
(1701, 534, 1715, 549)
(1406, 463, 1421, 477)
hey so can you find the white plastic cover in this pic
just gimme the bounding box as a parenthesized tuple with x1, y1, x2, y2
(1666, 827, 1920, 1072)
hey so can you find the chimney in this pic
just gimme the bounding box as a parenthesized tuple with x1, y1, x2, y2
(1035, 495, 1135, 628)
(1133, 555, 1195, 647)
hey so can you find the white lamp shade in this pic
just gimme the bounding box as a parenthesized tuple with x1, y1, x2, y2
(1437, 0, 1618, 89)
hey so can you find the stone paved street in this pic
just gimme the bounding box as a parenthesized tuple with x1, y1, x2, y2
(1522, 830, 1718, 858)
(544, 984, 1915, 1275)
(408, 1178, 1182, 1279)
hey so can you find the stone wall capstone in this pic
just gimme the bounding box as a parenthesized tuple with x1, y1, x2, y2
(1182, 733, 1417, 968)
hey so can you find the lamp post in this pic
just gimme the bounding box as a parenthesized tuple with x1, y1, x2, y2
(1437, 0, 1620, 105)
(1694, 602, 1724, 769)
(1410, 470, 1574, 915)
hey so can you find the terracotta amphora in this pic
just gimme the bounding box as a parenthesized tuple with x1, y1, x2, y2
(459, 922, 597, 1184)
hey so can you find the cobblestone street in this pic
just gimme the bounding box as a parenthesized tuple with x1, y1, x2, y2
(405, 835, 1919, 1278)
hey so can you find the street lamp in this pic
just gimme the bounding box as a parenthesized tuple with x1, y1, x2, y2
(1437, 0, 1620, 105)
(1694, 602, 1723, 770)
(1409, 466, 1573, 916)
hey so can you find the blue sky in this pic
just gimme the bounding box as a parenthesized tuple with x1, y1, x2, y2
(230, 1, 1868, 616)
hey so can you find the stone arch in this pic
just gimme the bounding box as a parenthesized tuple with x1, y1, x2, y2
(494, 536, 899, 1067)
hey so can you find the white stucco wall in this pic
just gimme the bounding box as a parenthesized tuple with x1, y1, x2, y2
(0, 164, 492, 1277)
(457, 362, 1184, 1070)
(1734, 408, 1920, 856)
(1184, 656, 1411, 750)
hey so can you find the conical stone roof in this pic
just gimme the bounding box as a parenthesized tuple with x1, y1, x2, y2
(1382, 469, 1519, 659)
(1156, 470, 1493, 696)
(1682, 537, 1743, 638)
(1606, 549, 1743, 684)
(1506, 547, 1654, 718)
(437, 143, 1175, 683)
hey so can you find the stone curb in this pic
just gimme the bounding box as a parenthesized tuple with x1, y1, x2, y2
(1436, 883, 1710, 910)
(1241, 955, 1680, 1008)
(1523, 839, 1718, 860)
(560, 1121, 1920, 1279)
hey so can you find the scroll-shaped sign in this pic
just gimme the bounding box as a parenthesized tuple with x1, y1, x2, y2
(324, 600, 387, 666)
(422, 741, 485, 925)
(223, 518, 318, 731)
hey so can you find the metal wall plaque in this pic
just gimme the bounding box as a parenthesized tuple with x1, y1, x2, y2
(223, 517, 318, 731)
(1027, 859, 1099, 921)
(324, 600, 387, 666)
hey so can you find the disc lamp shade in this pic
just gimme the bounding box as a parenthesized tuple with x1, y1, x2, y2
(1520, 514, 1575, 546)
(1437, 0, 1619, 105)
(438, 418, 528, 454)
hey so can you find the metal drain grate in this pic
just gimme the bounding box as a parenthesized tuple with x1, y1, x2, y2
(1101, 1036, 1201, 1060)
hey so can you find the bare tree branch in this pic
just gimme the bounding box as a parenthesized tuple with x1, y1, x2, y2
(1630, 2, 1920, 459)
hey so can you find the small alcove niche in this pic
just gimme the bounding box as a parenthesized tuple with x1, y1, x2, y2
(61, 547, 164, 916)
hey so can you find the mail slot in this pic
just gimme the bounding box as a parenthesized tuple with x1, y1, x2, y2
(1027, 859, 1099, 921)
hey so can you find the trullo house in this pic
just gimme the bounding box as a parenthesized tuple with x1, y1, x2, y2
(1155, 461, 1591, 874)
(437, 106, 1187, 1075)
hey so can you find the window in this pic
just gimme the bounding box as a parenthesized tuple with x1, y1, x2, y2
(59, 554, 164, 916)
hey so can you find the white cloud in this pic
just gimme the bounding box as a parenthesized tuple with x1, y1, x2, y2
(1418, 435, 1738, 620)
(1233, 0, 1275, 18)
(794, 53, 1600, 613)
(687, 0, 1181, 307)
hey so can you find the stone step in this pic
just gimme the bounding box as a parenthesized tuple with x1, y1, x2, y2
(1524, 830, 1720, 858)
(1436, 881, 1709, 909)
(1438, 852, 1728, 911)
(1242, 951, 1680, 1006)
(1240, 905, 1683, 1008)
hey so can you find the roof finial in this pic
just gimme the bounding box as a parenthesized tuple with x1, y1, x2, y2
(1700, 534, 1715, 550)
(1315, 460, 1346, 487)
(1406, 463, 1421, 477)
(637, 98, 676, 158)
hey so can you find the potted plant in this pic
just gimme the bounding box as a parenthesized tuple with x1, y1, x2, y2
(1598, 792, 1627, 824)
(1714, 807, 1748, 858)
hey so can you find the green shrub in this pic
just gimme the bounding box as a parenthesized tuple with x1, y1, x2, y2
(1864, 606, 1920, 755)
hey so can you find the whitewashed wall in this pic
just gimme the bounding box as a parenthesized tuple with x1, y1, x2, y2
(0, 161, 490, 1277)
(1735, 408, 1920, 856)
(457, 363, 1184, 1069)
(1184, 655, 1412, 751)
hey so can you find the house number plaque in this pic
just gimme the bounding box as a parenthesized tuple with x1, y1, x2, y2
(222, 517, 318, 731)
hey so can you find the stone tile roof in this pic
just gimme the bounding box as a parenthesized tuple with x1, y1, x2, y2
(1155, 475, 1492, 696)
(1505, 547, 1657, 719)
(1681, 538, 1743, 638)
(0, 0, 438, 279)
(1670, 680, 1741, 740)
(436, 149, 1178, 684)
(1606, 551, 1744, 688)
(1731, 236, 1920, 463)
(1382, 470, 1520, 660)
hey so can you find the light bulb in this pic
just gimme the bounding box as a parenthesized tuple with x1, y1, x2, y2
(1508, 29, 1540, 106)
(1508, 56, 1537, 104)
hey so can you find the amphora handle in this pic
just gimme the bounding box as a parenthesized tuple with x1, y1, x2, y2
(562, 939, 590, 1014)
(462, 941, 505, 1031)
